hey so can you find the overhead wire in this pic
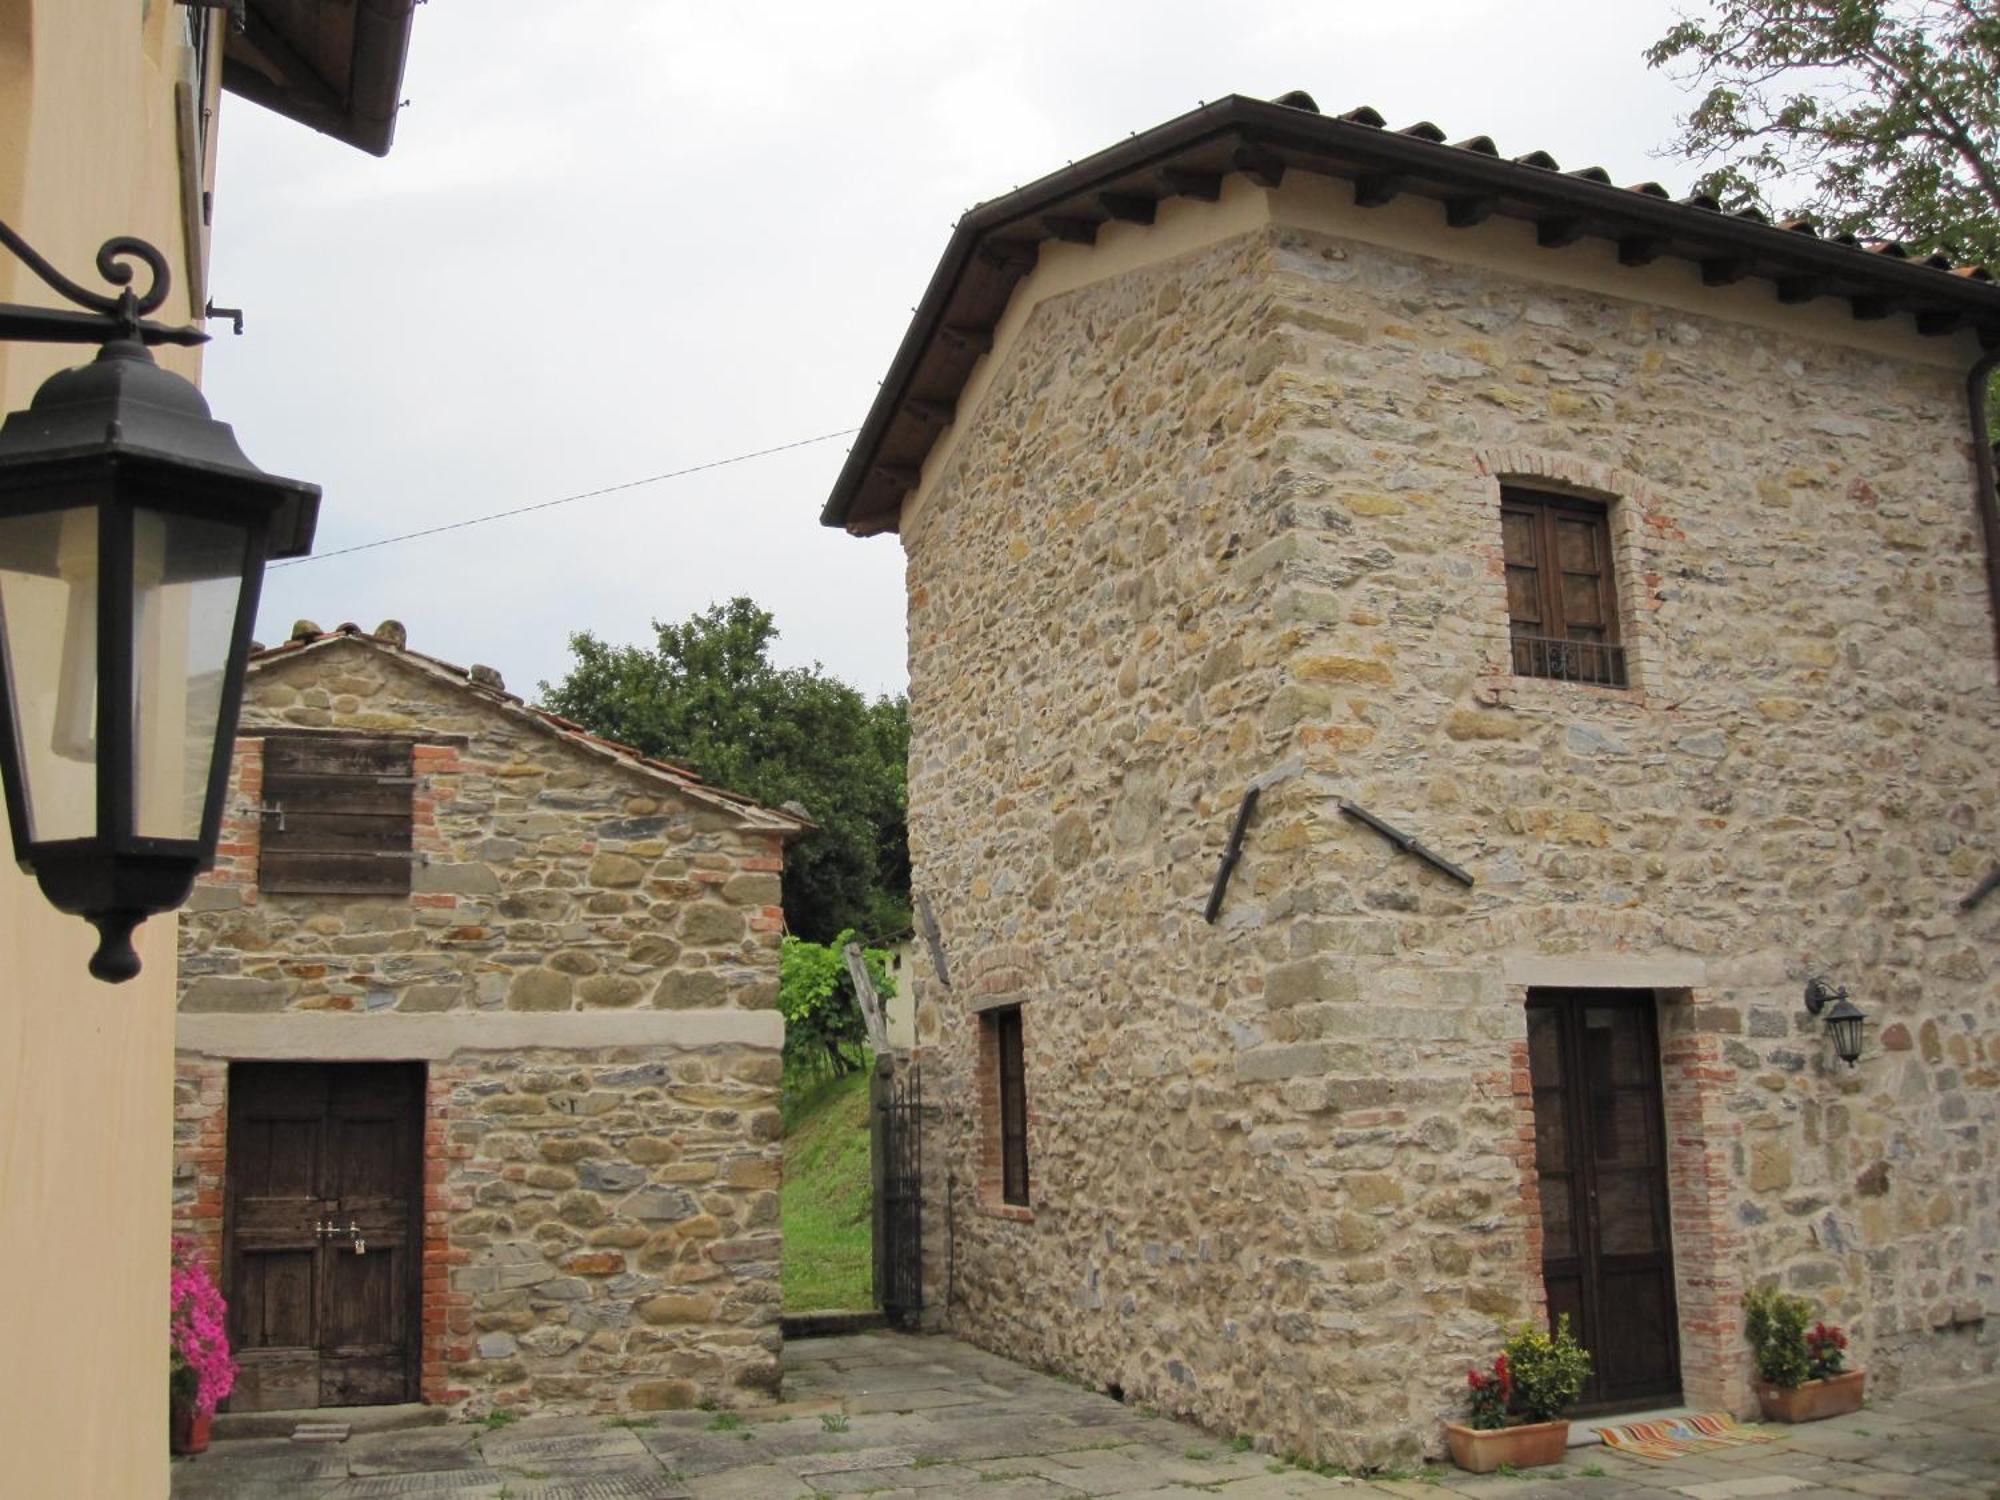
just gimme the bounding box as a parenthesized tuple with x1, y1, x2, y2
(271, 426, 860, 568)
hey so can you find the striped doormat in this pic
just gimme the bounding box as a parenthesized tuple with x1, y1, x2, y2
(1595, 1412, 1782, 1459)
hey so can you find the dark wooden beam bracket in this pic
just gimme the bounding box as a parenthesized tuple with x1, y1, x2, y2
(1537, 216, 1584, 249)
(1354, 170, 1404, 208)
(1446, 195, 1494, 229)
(1043, 215, 1098, 244)
(940, 324, 993, 354)
(977, 240, 1038, 273)
(1915, 309, 1964, 336)
(1161, 166, 1222, 202)
(1099, 192, 1157, 224)
(1618, 235, 1667, 266)
(1701, 256, 1750, 287)
(1233, 144, 1285, 188)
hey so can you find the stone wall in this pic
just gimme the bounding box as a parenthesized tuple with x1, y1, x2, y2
(174, 633, 792, 1414)
(895, 204, 1999, 1466)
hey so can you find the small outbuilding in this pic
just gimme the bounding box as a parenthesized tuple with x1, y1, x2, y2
(172, 622, 808, 1417)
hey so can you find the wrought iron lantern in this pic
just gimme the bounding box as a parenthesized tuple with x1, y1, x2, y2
(1805, 976, 1867, 1067)
(0, 222, 317, 981)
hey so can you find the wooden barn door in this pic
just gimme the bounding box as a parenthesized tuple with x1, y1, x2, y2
(1527, 991, 1682, 1411)
(225, 1062, 423, 1410)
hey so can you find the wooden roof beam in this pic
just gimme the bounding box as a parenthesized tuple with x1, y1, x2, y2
(1099, 192, 1156, 224)
(939, 324, 993, 354)
(1445, 195, 1495, 228)
(1618, 234, 1667, 266)
(1915, 309, 1965, 336)
(1537, 216, 1584, 249)
(1776, 274, 1824, 304)
(1043, 215, 1098, 244)
(1354, 170, 1404, 208)
(1161, 166, 1222, 201)
(1701, 256, 1751, 287)
(1234, 144, 1285, 188)
(978, 240, 1038, 274)
(905, 398, 957, 426)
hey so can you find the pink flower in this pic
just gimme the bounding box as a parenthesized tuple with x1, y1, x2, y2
(170, 1238, 236, 1416)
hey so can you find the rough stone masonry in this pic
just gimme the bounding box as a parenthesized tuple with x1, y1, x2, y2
(882, 177, 1999, 1467)
(173, 626, 804, 1416)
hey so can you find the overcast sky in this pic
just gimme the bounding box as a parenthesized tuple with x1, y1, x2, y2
(207, 0, 1699, 705)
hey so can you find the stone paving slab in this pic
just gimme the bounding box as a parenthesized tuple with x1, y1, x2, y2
(171, 1336, 2000, 1500)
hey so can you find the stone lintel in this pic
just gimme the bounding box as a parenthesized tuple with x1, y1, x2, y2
(1501, 955, 1708, 992)
(177, 1008, 781, 1060)
(965, 989, 1048, 1016)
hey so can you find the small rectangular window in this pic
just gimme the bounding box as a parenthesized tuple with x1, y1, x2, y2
(995, 1006, 1029, 1207)
(1501, 488, 1627, 687)
(259, 734, 415, 896)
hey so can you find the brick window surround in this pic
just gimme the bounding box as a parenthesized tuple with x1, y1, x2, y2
(1471, 448, 1671, 707)
(1505, 985, 1752, 1417)
(975, 1005, 1034, 1222)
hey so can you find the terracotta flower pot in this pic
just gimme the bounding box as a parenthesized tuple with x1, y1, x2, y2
(169, 1407, 212, 1456)
(1445, 1418, 1570, 1473)
(1755, 1369, 1865, 1423)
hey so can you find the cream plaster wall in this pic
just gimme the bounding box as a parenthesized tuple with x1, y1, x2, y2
(0, 3, 218, 1496)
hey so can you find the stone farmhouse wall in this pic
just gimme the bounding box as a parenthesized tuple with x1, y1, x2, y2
(173, 632, 791, 1415)
(896, 208, 1999, 1466)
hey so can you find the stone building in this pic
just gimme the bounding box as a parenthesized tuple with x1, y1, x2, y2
(172, 622, 806, 1417)
(822, 92, 2000, 1464)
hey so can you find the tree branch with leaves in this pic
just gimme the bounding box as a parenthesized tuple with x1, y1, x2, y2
(1648, 0, 1999, 263)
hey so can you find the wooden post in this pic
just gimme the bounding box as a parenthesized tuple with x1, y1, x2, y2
(868, 1054, 892, 1311)
(845, 942, 892, 1055)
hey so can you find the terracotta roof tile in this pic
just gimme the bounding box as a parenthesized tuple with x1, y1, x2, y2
(247, 626, 811, 834)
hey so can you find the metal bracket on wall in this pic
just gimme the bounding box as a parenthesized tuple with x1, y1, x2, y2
(1204, 786, 1261, 924)
(916, 891, 951, 989)
(1339, 800, 1475, 887)
(1961, 866, 2000, 912)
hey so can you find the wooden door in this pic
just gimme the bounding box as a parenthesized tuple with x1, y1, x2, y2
(225, 1062, 423, 1410)
(1526, 991, 1681, 1411)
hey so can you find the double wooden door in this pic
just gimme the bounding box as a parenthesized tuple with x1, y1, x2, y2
(224, 1062, 423, 1410)
(1526, 991, 1682, 1411)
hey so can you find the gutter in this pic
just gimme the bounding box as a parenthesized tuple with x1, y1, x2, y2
(1971, 346, 2000, 679)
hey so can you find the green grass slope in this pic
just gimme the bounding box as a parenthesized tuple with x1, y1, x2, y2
(781, 1068, 874, 1312)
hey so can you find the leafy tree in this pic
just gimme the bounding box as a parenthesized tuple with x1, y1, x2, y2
(542, 599, 909, 943)
(1647, 1, 1999, 265)
(778, 930, 895, 1089)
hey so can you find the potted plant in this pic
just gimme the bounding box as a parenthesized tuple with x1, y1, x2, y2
(1744, 1286, 1865, 1422)
(169, 1238, 236, 1455)
(1445, 1315, 1593, 1473)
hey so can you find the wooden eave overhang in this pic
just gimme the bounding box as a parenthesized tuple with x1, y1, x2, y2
(822, 93, 2000, 536)
(224, 0, 417, 158)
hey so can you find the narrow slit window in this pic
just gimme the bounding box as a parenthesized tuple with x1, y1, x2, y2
(995, 1006, 1029, 1207)
(1501, 488, 1627, 687)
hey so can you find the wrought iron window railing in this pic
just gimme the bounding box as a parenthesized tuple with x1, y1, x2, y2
(1510, 632, 1628, 688)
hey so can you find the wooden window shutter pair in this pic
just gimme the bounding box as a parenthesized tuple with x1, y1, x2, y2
(1500, 487, 1628, 687)
(259, 735, 416, 896)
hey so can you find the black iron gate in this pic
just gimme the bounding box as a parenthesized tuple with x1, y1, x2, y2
(872, 1056, 923, 1326)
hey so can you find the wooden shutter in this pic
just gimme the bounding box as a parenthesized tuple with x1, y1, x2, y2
(996, 1007, 1029, 1207)
(1500, 488, 1625, 686)
(260, 735, 414, 896)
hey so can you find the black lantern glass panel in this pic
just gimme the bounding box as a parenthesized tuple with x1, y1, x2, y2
(1823, 997, 1866, 1068)
(0, 339, 318, 983)
(0, 505, 99, 842)
(130, 507, 253, 841)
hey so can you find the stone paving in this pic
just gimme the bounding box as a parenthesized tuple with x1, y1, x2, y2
(170, 1332, 2000, 1499)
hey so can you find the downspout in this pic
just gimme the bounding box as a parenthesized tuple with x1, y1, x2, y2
(1971, 345, 2000, 680)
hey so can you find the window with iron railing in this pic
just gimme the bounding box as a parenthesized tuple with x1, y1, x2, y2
(1500, 488, 1628, 688)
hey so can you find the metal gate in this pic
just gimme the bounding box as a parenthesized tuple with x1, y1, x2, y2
(872, 1056, 923, 1326)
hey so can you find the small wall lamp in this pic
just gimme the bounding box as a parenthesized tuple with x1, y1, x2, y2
(1804, 976, 1866, 1067)
(0, 221, 318, 981)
